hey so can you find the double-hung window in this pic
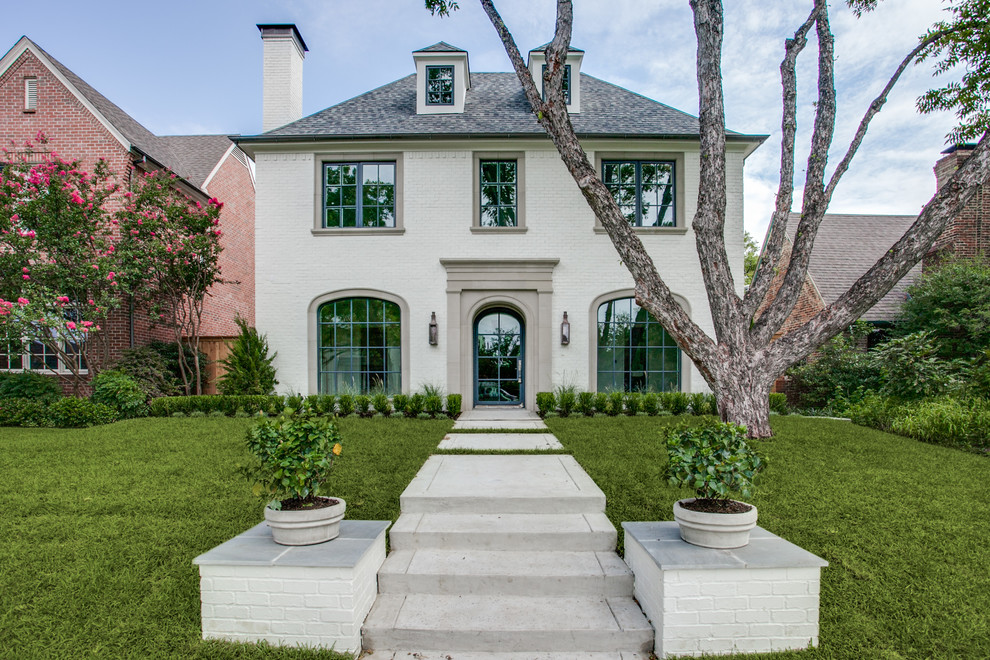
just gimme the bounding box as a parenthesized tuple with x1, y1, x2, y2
(426, 66, 454, 105)
(602, 160, 676, 227)
(479, 160, 518, 227)
(323, 162, 396, 228)
(541, 64, 571, 104)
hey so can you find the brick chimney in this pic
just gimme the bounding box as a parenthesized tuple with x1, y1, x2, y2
(258, 24, 308, 132)
(928, 144, 987, 267)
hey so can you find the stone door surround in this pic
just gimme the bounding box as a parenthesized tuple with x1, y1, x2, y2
(441, 259, 558, 412)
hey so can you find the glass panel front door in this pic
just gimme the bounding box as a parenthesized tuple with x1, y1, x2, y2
(474, 308, 524, 405)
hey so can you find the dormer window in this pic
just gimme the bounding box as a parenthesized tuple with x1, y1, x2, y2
(541, 64, 571, 105)
(426, 66, 454, 105)
(528, 43, 583, 113)
(413, 42, 470, 115)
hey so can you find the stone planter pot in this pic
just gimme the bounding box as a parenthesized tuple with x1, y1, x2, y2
(264, 497, 346, 546)
(673, 498, 758, 549)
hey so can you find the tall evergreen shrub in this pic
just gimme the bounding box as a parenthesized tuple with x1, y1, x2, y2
(217, 317, 278, 396)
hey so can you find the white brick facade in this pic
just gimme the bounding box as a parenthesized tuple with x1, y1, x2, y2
(622, 522, 827, 658)
(253, 138, 751, 404)
(194, 521, 389, 653)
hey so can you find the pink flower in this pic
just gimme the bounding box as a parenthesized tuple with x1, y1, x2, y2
(81, 321, 93, 328)
(70, 191, 84, 205)
(22, 274, 29, 280)
(107, 272, 115, 280)
(17, 297, 28, 306)
(87, 299, 94, 305)
(22, 267, 29, 273)
(10, 214, 18, 222)
(66, 321, 76, 330)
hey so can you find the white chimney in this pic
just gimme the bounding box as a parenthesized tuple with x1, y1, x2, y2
(258, 24, 308, 132)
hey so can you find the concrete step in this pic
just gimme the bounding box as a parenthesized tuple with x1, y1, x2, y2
(378, 549, 633, 597)
(362, 594, 653, 654)
(437, 432, 563, 450)
(389, 512, 618, 551)
(400, 455, 605, 514)
(363, 652, 649, 659)
(451, 420, 549, 430)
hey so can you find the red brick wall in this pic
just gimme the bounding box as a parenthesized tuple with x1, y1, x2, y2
(200, 152, 255, 335)
(929, 147, 988, 265)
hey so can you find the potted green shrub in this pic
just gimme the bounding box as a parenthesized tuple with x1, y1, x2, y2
(243, 407, 344, 546)
(664, 418, 764, 549)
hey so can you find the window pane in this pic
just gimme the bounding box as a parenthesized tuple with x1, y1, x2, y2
(498, 207, 516, 227)
(498, 161, 516, 182)
(325, 186, 341, 206)
(499, 184, 515, 207)
(481, 162, 498, 183)
(596, 297, 680, 393)
(340, 165, 357, 185)
(325, 209, 340, 227)
(318, 298, 401, 395)
(342, 208, 357, 227)
(481, 207, 499, 227)
(482, 185, 498, 207)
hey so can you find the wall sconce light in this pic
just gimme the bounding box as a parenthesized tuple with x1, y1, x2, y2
(429, 312, 439, 346)
(560, 311, 570, 345)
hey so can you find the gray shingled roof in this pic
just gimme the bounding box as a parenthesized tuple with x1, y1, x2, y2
(414, 42, 466, 53)
(785, 213, 921, 322)
(30, 39, 234, 193)
(254, 72, 755, 141)
(159, 135, 233, 188)
(531, 42, 585, 53)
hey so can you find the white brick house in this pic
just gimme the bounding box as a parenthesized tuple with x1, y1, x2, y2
(236, 25, 764, 412)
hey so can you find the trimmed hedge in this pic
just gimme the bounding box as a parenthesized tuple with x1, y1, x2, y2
(149, 392, 464, 419)
(150, 395, 286, 417)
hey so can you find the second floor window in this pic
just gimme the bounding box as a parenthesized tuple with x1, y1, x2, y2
(426, 66, 454, 105)
(603, 160, 676, 228)
(479, 160, 517, 227)
(323, 162, 396, 228)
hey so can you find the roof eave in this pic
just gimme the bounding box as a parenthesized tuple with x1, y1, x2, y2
(233, 132, 768, 154)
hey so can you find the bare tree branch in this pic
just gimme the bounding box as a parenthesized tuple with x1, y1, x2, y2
(690, 0, 742, 346)
(750, 0, 836, 344)
(743, 6, 820, 319)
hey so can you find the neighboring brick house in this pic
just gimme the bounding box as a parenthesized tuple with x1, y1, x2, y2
(763, 213, 922, 397)
(235, 25, 765, 411)
(928, 143, 988, 265)
(0, 36, 255, 391)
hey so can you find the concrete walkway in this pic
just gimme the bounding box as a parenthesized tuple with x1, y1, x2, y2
(361, 409, 652, 658)
(440, 407, 562, 450)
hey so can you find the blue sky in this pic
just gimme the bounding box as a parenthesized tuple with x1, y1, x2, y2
(1, 0, 958, 243)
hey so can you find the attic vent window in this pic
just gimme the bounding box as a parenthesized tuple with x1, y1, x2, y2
(426, 66, 454, 105)
(24, 78, 37, 112)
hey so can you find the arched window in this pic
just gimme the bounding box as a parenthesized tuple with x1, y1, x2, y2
(317, 297, 401, 395)
(597, 297, 680, 392)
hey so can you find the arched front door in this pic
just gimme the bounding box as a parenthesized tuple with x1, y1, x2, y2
(474, 308, 524, 406)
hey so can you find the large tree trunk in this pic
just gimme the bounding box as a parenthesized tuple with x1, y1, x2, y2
(713, 371, 775, 439)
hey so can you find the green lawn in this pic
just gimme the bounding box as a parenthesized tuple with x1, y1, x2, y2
(547, 414, 990, 660)
(1, 414, 987, 659)
(0, 417, 451, 660)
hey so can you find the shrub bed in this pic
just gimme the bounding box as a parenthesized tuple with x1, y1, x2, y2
(850, 394, 990, 451)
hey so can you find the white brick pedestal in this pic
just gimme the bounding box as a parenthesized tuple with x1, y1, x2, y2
(193, 520, 389, 653)
(622, 522, 828, 658)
